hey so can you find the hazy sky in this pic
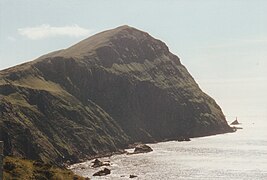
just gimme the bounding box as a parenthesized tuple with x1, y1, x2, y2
(1, 0, 266, 120)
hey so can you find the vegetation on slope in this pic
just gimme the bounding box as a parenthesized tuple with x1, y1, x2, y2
(3, 156, 85, 180)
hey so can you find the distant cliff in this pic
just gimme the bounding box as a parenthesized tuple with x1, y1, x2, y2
(0, 25, 233, 165)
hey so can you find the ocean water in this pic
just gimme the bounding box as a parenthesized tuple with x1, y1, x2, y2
(70, 118, 267, 179)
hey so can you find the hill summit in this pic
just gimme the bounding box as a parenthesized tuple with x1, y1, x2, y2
(0, 25, 232, 165)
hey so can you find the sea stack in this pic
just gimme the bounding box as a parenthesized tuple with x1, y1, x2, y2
(231, 117, 240, 125)
(0, 25, 233, 165)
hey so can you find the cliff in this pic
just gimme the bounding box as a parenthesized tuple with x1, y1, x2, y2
(0, 25, 233, 165)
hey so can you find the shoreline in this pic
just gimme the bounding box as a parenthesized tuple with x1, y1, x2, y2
(67, 128, 236, 168)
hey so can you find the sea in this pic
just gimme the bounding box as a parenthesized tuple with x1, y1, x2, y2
(69, 117, 267, 180)
(70, 78, 267, 179)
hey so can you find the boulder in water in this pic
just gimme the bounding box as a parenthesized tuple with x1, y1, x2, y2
(91, 158, 110, 168)
(133, 144, 153, 154)
(127, 144, 153, 154)
(230, 118, 240, 125)
(93, 168, 111, 176)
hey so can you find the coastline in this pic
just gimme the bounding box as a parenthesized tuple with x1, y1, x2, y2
(68, 127, 235, 168)
(69, 127, 240, 179)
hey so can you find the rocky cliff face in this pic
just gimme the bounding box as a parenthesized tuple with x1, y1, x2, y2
(0, 25, 233, 164)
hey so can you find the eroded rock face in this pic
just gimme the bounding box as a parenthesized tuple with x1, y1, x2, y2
(0, 25, 233, 164)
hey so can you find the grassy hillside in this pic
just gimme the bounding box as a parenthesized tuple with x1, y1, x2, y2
(3, 156, 86, 180)
(0, 74, 129, 165)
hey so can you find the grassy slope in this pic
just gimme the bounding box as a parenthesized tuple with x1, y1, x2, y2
(3, 156, 86, 180)
(0, 66, 129, 165)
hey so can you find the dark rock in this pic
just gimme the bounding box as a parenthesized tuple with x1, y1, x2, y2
(232, 126, 243, 131)
(93, 168, 111, 176)
(91, 158, 101, 168)
(91, 158, 110, 168)
(130, 175, 138, 178)
(133, 144, 153, 154)
(177, 136, 191, 142)
(231, 118, 240, 125)
(184, 137, 191, 141)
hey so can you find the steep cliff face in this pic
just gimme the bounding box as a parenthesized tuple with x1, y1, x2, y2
(0, 25, 232, 164)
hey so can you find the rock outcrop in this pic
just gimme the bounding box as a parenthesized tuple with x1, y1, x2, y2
(91, 159, 110, 168)
(0, 25, 233, 165)
(93, 168, 111, 176)
(133, 144, 153, 154)
(230, 118, 240, 125)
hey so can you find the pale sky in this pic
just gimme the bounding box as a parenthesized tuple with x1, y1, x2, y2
(0, 0, 267, 121)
